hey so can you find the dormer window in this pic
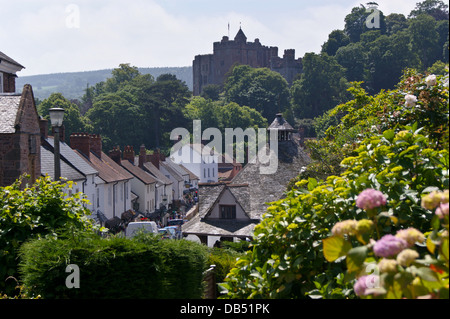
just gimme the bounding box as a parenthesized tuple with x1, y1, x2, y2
(220, 205, 236, 219)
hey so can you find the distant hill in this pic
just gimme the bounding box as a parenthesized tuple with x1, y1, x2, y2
(16, 66, 193, 101)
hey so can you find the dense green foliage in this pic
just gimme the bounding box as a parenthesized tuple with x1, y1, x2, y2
(19, 232, 209, 299)
(224, 65, 291, 120)
(0, 176, 95, 295)
(220, 69, 449, 299)
(16, 67, 193, 101)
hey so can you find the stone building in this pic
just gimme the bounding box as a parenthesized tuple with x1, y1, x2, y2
(0, 51, 41, 187)
(0, 50, 24, 93)
(193, 28, 302, 95)
(183, 114, 310, 246)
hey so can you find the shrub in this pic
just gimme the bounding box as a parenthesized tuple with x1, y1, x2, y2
(19, 232, 210, 299)
(221, 69, 449, 299)
(0, 175, 95, 295)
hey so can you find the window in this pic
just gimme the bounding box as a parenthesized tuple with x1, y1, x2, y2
(208, 168, 210, 177)
(0, 72, 3, 93)
(220, 205, 236, 219)
(29, 135, 37, 154)
(97, 188, 100, 207)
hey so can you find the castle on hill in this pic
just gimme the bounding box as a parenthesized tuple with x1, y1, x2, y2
(193, 28, 302, 95)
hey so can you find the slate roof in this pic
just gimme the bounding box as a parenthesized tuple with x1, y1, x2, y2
(180, 164, 199, 181)
(183, 127, 311, 239)
(46, 137, 98, 176)
(120, 160, 157, 185)
(268, 113, 296, 131)
(40, 145, 85, 181)
(74, 150, 133, 183)
(160, 161, 184, 182)
(0, 51, 25, 69)
(141, 161, 173, 186)
(0, 94, 21, 133)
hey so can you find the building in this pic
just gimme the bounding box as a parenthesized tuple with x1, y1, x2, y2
(0, 50, 24, 94)
(0, 84, 41, 187)
(170, 143, 219, 183)
(137, 145, 173, 214)
(40, 124, 99, 215)
(183, 114, 311, 246)
(69, 133, 133, 221)
(193, 28, 302, 95)
(110, 145, 158, 216)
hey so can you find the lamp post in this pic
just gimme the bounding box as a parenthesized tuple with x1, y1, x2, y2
(49, 107, 65, 181)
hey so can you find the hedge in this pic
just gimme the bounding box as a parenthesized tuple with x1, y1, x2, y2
(19, 232, 210, 299)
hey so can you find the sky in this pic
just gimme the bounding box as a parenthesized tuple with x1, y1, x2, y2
(0, 0, 428, 76)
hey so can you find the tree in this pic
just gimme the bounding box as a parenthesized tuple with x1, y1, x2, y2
(363, 31, 419, 93)
(145, 74, 191, 149)
(408, 14, 441, 69)
(335, 42, 367, 82)
(85, 91, 145, 151)
(184, 97, 267, 132)
(201, 84, 222, 101)
(291, 53, 350, 119)
(38, 93, 87, 144)
(385, 13, 408, 35)
(224, 65, 290, 120)
(344, 4, 386, 42)
(409, 0, 449, 20)
(321, 30, 350, 56)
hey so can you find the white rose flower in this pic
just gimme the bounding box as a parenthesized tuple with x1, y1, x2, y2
(404, 94, 417, 108)
(425, 74, 437, 87)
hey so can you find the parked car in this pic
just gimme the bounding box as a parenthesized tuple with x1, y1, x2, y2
(158, 227, 177, 240)
(165, 226, 182, 239)
(126, 221, 158, 238)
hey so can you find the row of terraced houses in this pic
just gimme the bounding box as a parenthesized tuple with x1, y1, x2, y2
(0, 50, 222, 230)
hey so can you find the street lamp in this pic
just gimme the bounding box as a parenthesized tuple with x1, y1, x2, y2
(49, 107, 65, 180)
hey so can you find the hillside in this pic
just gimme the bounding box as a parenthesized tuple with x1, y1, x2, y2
(16, 66, 193, 100)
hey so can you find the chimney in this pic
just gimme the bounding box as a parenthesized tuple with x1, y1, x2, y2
(109, 146, 122, 164)
(139, 144, 146, 168)
(123, 145, 135, 163)
(70, 133, 91, 159)
(90, 134, 102, 158)
(149, 148, 160, 169)
(39, 118, 48, 139)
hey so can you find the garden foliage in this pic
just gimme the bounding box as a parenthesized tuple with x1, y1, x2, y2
(19, 232, 210, 299)
(221, 69, 449, 299)
(0, 175, 95, 295)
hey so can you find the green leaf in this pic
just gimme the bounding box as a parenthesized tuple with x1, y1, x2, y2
(307, 178, 318, 191)
(383, 129, 395, 142)
(322, 236, 352, 262)
(440, 238, 449, 261)
(415, 267, 439, 282)
(346, 246, 368, 273)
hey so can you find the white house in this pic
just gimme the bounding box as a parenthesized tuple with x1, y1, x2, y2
(70, 133, 133, 222)
(119, 150, 157, 215)
(170, 144, 218, 183)
(159, 160, 185, 201)
(40, 128, 99, 216)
